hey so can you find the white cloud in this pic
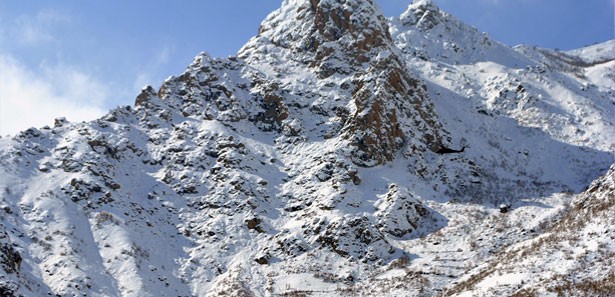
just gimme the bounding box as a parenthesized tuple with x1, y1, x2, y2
(0, 9, 110, 136)
(0, 54, 108, 136)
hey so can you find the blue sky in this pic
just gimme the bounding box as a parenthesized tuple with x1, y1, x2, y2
(0, 0, 613, 135)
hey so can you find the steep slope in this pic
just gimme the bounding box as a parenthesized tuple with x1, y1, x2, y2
(239, 0, 447, 165)
(445, 165, 615, 297)
(0, 0, 613, 296)
(391, 0, 614, 151)
(389, 0, 613, 204)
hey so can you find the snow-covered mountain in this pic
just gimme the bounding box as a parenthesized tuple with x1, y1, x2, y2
(0, 0, 613, 296)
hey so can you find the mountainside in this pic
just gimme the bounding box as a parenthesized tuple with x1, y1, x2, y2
(445, 165, 615, 297)
(0, 0, 613, 296)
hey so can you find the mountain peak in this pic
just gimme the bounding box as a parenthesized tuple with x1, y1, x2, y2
(238, 0, 445, 166)
(400, 0, 446, 30)
(243, 0, 392, 66)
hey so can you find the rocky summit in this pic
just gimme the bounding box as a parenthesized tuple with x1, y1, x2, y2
(0, 0, 613, 296)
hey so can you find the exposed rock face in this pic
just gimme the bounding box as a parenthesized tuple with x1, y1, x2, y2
(251, 0, 391, 67)
(0, 223, 22, 297)
(241, 0, 444, 166)
(343, 54, 443, 164)
(0, 244, 20, 276)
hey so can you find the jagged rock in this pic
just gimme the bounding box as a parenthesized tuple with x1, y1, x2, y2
(0, 238, 20, 275)
(316, 215, 393, 262)
(241, 0, 445, 166)
(245, 218, 264, 233)
(375, 184, 432, 238)
(54, 117, 68, 128)
(135, 85, 157, 107)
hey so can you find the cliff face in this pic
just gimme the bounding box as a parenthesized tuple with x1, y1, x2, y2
(0, 0, 613, 296)
(240, 0, 444, 166)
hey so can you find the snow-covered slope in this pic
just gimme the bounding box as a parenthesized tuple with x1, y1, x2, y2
(0, 0, 613, 296)
(446, 165, 615, 297)
(390, 0, 529, 66)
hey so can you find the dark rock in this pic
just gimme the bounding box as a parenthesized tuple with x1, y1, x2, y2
(246, 218, 264, 233)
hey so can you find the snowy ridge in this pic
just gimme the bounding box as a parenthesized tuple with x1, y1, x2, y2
(0, 0, 613, 296)
(389, 0, 529, 66)
(565, 39, 615, 65)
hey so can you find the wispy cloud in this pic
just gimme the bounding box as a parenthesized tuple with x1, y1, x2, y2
(132, 45, 175, 92)
(12, 9, 71, 45)
(0, 54, 108, 136)
(0, 9, 110, 136)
